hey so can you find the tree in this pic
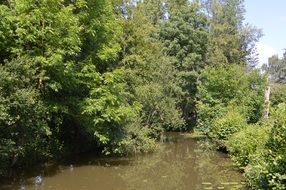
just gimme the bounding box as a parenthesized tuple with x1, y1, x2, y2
(159, 1, 209, 126)
(0, 0, 84, 172)
(203, 0, 261, 66)
(263, 52, 286, 83)
(119, 1, 185, 131)
(261, 51, 286, 118)
(0, 57, 50, 174)
(196, 65, 266, 134)
(79, 0, 122, 72)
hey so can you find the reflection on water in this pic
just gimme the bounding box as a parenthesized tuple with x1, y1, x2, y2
(0, 133, 246, 190)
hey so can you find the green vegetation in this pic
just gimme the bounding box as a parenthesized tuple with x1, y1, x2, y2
(0, 0, 286, 189)
(195, 56, 286, 189)
(196, 62, 286, 189)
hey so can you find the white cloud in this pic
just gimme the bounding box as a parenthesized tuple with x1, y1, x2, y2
(256, 42, 278, 67)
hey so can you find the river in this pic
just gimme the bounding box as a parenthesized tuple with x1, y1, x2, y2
(0, 133, 246, 190)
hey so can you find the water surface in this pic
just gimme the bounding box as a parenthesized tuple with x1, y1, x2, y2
(0, 133, 245, 190)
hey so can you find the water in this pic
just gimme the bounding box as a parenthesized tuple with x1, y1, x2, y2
(0, 133, 246, 190)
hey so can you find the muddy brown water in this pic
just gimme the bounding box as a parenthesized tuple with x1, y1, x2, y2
(0, 133, 246, 190)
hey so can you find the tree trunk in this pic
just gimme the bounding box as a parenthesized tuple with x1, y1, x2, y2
(264, 77, 271, 119)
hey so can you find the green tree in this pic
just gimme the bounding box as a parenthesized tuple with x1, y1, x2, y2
(263, 52, 286, 83)
(159, 1, 209, 126)
(0, 0, 82, 116)
(203, 0, 261, 66)
(196, 65, 266, 134)
(119, 1, 185, 132)
(79, 0, 122, 72)
(0, 57, 50, 175)
(81, 66, 142, 154)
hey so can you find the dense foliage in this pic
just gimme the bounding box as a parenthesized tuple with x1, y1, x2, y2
(195, 59, 286, 189)
(239, 104, 286, 189)
(0, 0, 186, 175)
(0, 0, 285, 189)
(195, 42, 286, 190)
(196, 65, 266, 135)
(0, 57, 51, 175)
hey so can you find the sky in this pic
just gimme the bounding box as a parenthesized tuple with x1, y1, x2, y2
(244, 0, 286, 66)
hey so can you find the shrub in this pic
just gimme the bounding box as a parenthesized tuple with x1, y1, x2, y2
(263, 103, 286, 189)
(209, 107, 247, 147)
(238, 69, 266, 123)
(244, 103, 286, 189)
(244, 159, 269, 189)
(0, 57, 51, 175)
(196, 65, 266, 135)
(196, 102, 227, 134)
(227, 124, 269, 167)
(271, 84, 286, 107)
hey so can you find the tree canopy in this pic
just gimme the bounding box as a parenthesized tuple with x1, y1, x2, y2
(1, 1, 286, 188)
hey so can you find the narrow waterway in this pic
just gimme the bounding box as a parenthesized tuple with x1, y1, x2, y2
(0, 133, 246, 190)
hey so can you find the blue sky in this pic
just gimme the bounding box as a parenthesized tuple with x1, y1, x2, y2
(244, 0, 286, 66)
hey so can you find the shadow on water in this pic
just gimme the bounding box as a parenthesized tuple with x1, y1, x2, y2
(0, 132, 247, 190)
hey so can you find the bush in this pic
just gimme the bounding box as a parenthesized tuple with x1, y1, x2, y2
(0, 57, 51, 175)
(119, 119, 157, 154)
(243, 103, 286, 189)
(271, 84, 286, 107)
(263, 103, 286, 189)
(196, 65, 266, 135)
(244, 159, 269, 189)
(239, 69, 266, 123)
(227, 124, 269, 167)
(196, 102, 227, 134)
(209, 107, 247, 147)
